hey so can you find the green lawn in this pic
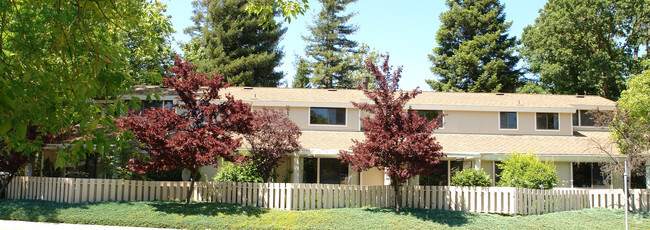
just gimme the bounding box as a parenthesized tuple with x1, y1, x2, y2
(0, 199, 648, 229)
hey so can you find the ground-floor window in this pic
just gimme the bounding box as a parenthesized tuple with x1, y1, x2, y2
(419, 160, 464, 186)
(631, 163, 647, 189)
(303, 158, 349, 184)
(494, 161, 503, 184)
(573, 163, 606, 188)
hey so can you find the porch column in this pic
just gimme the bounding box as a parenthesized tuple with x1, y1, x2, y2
(291, 153, 302, 183)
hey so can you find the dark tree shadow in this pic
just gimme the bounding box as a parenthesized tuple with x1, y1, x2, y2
(361, 207, 474, 227)
(0, 199, 90, 222)
(149, 201, 269, 217)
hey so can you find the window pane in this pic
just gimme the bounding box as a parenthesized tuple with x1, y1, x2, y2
(319, 158, 348, 184)
(573, 112, 579, 126)
(303, 158, 317, 183)
(417, 110, 443, 126)
(580, 110, 595, 126)
(591, 163, 605, 186)
(500, 112, 517, 129)
(420, 161, 448, 186)
(310, 108, 345, 125)
(573, 163, 591, 188)
(494, 161, 503, 183)
(549, 113, 558, 129)
(163, 100, 173, 110)
(537, 113, 558, 130)
(536, 113, 547, 129)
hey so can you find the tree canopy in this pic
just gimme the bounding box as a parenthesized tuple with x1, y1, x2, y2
(427, 0, 521, 93)
(297, 0, 360, 89)
(340, 56, 445, 212)
(183, 0, 286, 87)
(520, 0, 649, 100)
(116, 56, 255, 205)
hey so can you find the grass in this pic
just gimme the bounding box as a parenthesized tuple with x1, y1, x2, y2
(1, 199, 649, 229)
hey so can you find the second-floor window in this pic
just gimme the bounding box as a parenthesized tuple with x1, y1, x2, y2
(536, 113, 559, 130)
(417, 110, 444, 127)
(573, 110, 596, 126)
(310, 107, 346, 125)
(499, 112, 517, 129)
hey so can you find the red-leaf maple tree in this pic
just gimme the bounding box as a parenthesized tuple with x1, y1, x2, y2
(245, 107, 302, 182)
(116, 56, 254, 205)
(339, 55, 445, 212)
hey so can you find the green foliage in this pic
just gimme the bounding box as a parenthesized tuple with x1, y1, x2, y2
(618, 71, 650, 125)
(0, 0, 173, 170)
(428, 0, 521, 93)
(2, 200, 650, 229)
(497, 152, 558, 189)
(451, 168, 493, 187)
(246, 0, 310, 27)
(214, 161, 263, 183)
(516, 81, 550, 94)
(299, 0, 360, 89)
(520, 0, 649, 100)
(183, 0, 286, 87)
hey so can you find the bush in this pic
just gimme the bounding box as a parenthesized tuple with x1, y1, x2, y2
(497, 152, 558, 189)
(451, 168, 492, 187)
(214, 161, 263, 183)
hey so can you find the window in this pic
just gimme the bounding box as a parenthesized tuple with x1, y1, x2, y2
(499, 112, 517, 129)
(536, 113, 559, 130)
(572, 110, 596, 127)
(494, 161, 503, 184)
(417, 110, 444, 127)
(302, 158, 349, 184)
(572, 163, 606, 188)
(129, 100, 173, 114)
(310, 108, 346, 125)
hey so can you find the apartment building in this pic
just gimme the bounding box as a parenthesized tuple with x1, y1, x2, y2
(128, 85, 640, 189)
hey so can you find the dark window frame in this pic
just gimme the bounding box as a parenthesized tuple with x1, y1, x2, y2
(536, 113, 559, 130)
(416, 110, 444, 128)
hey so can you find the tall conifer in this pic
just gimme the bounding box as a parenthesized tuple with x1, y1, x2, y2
(427, 0, 520, 93)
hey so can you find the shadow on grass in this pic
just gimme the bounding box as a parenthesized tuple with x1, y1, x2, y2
(0, 199, 89, 222)
(361, 206, 475, 227)
(149, 201, 269, 218)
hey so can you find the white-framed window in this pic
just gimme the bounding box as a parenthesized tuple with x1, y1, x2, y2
(573, 110, 596, 127)
(499, 112, 517, 130)
(536, 113, 559, 130)
(303, 158, 350, 184)
(309, 107, 346, 125)
(416, 110, 444, 128)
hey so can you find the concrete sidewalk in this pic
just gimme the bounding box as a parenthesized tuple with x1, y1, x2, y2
(0, 220, 179, 230)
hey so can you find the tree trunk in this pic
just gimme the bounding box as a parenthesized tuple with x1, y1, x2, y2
(0, 174, 15, 199)
(392, 176, 402, 212)
(184, 169, 199, 205)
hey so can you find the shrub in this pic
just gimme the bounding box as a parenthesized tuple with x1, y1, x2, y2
(451, 168, 492, 187)
(214, 161, 263, 183)
(497, 152, 558, 189)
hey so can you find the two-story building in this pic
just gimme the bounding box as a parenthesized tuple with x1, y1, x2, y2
(129, 85, 640, 189)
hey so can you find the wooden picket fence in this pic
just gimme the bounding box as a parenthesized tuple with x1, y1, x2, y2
(5, 176, 650, 215)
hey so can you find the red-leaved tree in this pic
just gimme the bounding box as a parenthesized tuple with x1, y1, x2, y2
(340, 55, 445, 211)
(245, 107, 302, 182)
(116, 56, 254, 205)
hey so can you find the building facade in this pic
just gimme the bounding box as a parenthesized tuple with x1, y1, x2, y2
(129, 86, 642, 189)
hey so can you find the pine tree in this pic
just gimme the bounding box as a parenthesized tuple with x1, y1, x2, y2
(299, 0, 359, 89)
(184, 0, 286, 87)
(427, 0, 521, 93)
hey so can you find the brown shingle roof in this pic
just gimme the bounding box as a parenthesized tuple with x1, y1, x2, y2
(130, 86, 616, 110)
(299, 130, 619, 156)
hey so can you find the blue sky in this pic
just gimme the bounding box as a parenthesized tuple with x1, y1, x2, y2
(161, 0, 547, 90)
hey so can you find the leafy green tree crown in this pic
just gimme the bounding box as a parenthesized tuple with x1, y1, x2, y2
(497, 152, 558, 189)
(451, 168, 493, 187)
(428, 0, 521, 93)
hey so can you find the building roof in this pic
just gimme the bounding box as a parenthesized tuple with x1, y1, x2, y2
(297, 130, 619, 157)
(130, 85, 617, 112)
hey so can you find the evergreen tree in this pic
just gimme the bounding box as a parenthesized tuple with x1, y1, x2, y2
(292, 57, 312, 88)
(184, 0, 286, 87)
(300, 0, 359, 89)
(427, 0, 521, 93)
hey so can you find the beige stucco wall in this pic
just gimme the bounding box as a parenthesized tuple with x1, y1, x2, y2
(361, 167, 385, 185)
(481, 161, 495, 184)
(252, 106, 360, 131)
(435, 111, 572, 136)
(554, 162, 572, 188)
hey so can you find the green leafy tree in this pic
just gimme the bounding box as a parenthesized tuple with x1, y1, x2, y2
(520, 0, 650, 100)
(427, 0, 521, 93)
(292, 57, 312, 88)
(300, 0, 359, 89)
(516, 81, 550, 94)
(183, 0, 286, 87)
(0, 0, 171, 190)
(246, 0, 310, 27)
(451, 168, 493, 187)
(497, 152, 558, 189)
